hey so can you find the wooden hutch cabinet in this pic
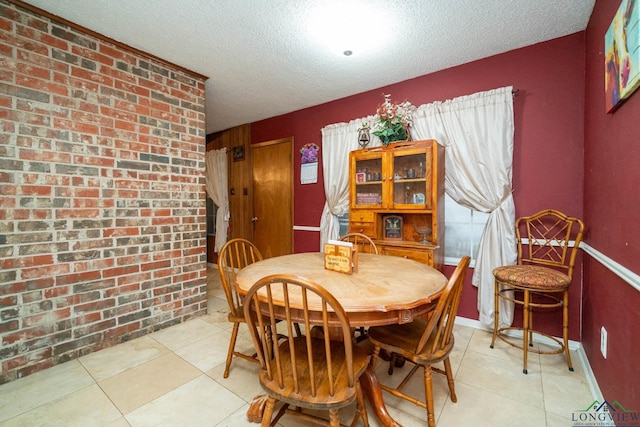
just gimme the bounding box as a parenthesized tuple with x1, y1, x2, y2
(349, 140, 445, 270)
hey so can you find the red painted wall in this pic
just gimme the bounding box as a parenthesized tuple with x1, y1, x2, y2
(252, 33, 586, 334)
(584, 1, 640, 408)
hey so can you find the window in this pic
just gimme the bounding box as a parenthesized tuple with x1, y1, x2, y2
(337, 212, 349, 237)
(206, 198, 217, 236)
(444, 193, 489, 266)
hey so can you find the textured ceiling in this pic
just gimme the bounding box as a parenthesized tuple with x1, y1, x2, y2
(23, 0, 595, 134)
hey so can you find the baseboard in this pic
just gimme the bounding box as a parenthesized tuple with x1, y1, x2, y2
(576, 345, 605, 402)
(454, 316, 603, 402)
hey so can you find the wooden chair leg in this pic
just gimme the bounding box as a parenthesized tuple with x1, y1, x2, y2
(261, 396, 277, 427)
(352, 381, 370, 427)
(490, 280, 500, 348)
(329, 409, 340, 427)
(528, 297, 534, 347)
(385, 351, 405, 375)
(443, 357, 457, 403)
(522, 290, 530, 374)
(563, 290, 574, 371)
(224, 322, 240, 378)
(423, 365, 436, 427)
(369, 346, 380, 368)
(388, 352, 396, 375)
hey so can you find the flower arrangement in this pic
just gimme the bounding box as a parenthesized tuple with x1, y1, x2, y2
(300, 143, 319, 164)
(372, 94, 416, 146)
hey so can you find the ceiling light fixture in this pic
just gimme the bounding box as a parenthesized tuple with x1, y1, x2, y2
(306, 2, 394, 57)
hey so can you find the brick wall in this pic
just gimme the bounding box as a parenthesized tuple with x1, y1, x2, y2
(0, 1, 208, 383)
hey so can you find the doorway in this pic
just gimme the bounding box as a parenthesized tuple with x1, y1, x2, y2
(251, 137, 293, 258)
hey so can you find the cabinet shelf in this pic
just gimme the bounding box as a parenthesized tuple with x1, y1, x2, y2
(394, 178, 423, 183)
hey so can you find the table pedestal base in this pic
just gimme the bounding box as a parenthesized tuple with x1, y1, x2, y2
(359, 365, 402, 427)
(246, 394, 268, 423)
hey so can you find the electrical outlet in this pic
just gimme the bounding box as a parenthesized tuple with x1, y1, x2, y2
(600, 326, 607, 359)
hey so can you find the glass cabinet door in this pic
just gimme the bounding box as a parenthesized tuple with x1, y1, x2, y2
(391, 151, 432, 209)
(352, 156, 383, 208)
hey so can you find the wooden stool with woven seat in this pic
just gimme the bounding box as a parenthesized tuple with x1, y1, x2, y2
(490, 209, 585, 374)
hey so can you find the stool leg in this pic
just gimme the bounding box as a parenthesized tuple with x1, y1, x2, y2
(490, 280, 500, 349)
(563, 290, 574, 371)
(522, 290, 530, 374)
(528, 298, 534, 347)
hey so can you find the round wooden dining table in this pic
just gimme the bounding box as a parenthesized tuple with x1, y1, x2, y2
(235, 252, 447, 426)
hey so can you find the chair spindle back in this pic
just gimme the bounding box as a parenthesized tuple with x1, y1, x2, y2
(243, 274, 356, 398)
(416, 256, 470, 355)
(218, 238, 263, 315)
(339, 233, 379, 254)
(517, 209, 585, 279)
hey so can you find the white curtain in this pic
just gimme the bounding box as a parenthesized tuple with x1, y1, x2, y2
(205, 148, 230, 253)
(319, 116, 380, 249)
(412, 86, 517, 330)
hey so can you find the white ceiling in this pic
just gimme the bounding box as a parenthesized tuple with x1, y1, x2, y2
(23, 0, 595, 134)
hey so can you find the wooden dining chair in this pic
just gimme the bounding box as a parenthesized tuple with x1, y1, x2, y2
(243, 274, 370, 427)
(491, 209, 585, 374)
(367, 256, 470, 427)
(339, 232, 378, 342)
(217, 238, 264, 378)
(339, 232, 379, 254)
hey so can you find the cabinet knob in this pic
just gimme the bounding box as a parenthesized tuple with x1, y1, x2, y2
(359, 228, 364, 233)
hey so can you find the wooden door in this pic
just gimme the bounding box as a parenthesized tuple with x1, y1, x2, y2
(251, 137, 293, 258)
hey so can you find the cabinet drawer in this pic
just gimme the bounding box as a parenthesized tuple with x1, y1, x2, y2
(380, 246, 433, 266)
(351, 210, 374, 222)
(350, 222, 375, 237)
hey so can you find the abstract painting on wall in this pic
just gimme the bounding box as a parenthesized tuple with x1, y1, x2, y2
(605, 0, 640, 113)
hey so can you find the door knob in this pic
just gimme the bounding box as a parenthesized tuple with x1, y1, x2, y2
(251, 217, 258, 222)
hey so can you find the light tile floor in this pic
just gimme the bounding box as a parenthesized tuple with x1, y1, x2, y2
(0, 268, 595, 426)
